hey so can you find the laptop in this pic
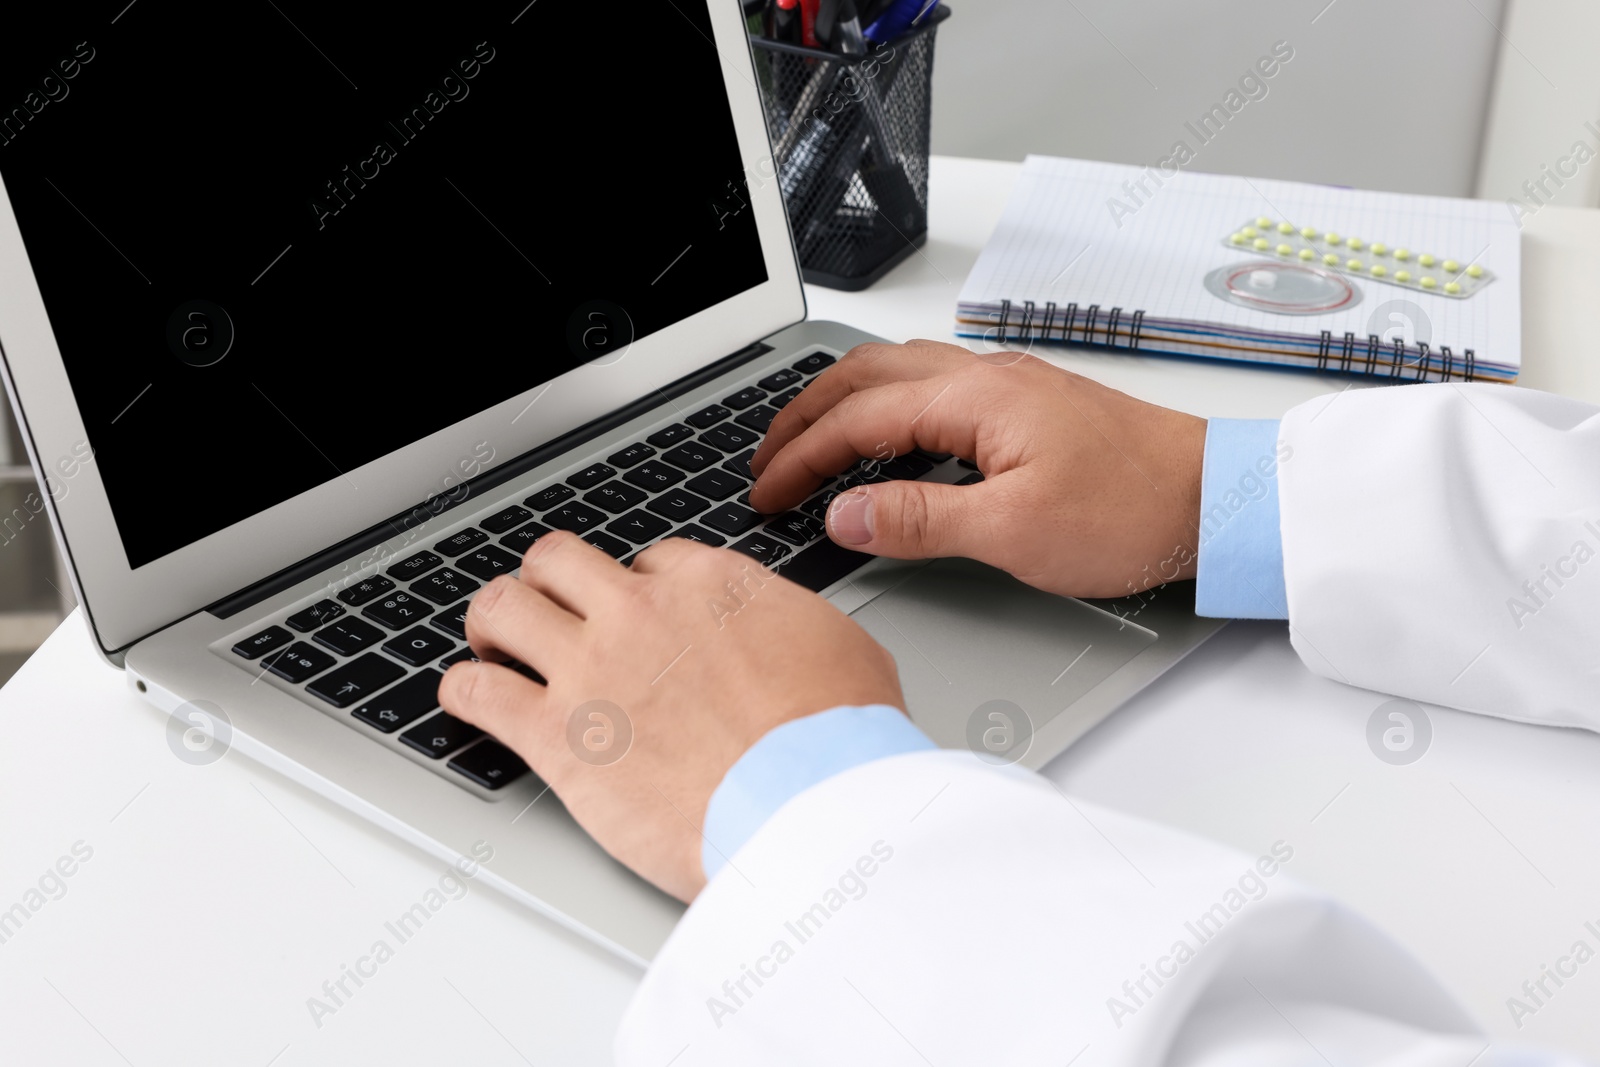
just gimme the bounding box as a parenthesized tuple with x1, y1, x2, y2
(0, 3, 1223, 964)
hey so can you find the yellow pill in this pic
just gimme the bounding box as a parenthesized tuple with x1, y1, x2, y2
(1298, 248, 1315, 260)
(1420, 276, 1437, 289)
(1242, 226, 1258, 238)
(1276, 243, 1293, 255)
(1277, 222, 1294, 234)
(1371, 264, 1388, 277)
(1323, 253, 1340, 266)
(1466, 264, 1484, 278)
(1348, 238, 1365, 251)
(1256, 216, 1273, 227)
(1444, 281, 1462, 294)
(1347, 258, 1364, 271)
(1300, 226, 1317, 238)
(1395, 270, 1411, 282)
(1443, 259, 1460, 273)
(1371, 242, 1388, 255)
(1253, 237, 1270, 250)
(1394, 248, 1411, 261)
(1230, 232, 1246, 244)
(1419, 253, 1436, 267)
(1325, 232, 1343, 245)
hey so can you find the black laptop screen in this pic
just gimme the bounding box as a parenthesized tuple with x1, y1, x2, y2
(0, 3, 768, 568)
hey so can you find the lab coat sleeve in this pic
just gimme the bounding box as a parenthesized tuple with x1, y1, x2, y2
(1278, 383, 1600, 728)
(617, 750, 1580, 1066)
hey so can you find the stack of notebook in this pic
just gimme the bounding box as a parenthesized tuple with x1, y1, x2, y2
(956, 156, 1521, 382)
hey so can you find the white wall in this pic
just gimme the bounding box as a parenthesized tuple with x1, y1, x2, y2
(928, 0, 1506, 198)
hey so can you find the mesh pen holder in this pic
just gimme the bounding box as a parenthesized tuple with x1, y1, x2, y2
(748, 6, 949, 291)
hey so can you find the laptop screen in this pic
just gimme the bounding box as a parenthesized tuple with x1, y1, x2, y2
(0, 4, 767, 569)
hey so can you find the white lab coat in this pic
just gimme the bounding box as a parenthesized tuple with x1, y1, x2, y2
(617, 384, 1600, 1066)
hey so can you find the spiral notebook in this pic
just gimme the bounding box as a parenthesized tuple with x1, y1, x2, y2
(956, 156, 1521, 382)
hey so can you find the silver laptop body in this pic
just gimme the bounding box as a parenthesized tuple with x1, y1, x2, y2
(0, 2, 1222, 964)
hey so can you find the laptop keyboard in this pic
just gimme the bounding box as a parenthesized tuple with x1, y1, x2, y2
(223, 350, 963, 796)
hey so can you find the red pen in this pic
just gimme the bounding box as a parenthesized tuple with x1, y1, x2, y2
(800, 0, 820, 47)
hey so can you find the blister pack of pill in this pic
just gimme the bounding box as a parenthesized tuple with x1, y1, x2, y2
(1222, 216, 1493, 299)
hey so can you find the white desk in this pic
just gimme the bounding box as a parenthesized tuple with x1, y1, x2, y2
(4, 157, 1598, 1065)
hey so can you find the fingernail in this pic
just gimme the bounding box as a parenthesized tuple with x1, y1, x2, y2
(829, 491, 874, 546)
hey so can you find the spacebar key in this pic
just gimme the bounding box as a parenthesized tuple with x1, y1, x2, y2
(776, 538, 873, 593)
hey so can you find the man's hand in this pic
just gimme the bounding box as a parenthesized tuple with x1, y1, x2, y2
(438, 531, 904, 903)
(749, 339, 1207, 599)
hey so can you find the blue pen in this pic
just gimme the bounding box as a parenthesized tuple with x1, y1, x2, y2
(863, 0, 936, 43)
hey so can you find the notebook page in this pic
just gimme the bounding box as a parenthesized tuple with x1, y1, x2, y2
(959, 156, 1521, 368)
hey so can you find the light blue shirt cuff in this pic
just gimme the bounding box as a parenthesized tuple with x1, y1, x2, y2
(701, 705, 935, 880)
(1195, 418, 1288, 619)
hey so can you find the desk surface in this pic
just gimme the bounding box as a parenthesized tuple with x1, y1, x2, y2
(4, 157, 1597, 1065)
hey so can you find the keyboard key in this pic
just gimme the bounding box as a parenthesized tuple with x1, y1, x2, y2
(702, 424, 759, 453)
(351, 669, 441, 731)
(758, 367, 803, 392)
(448, 739, 531, 790)
(412, 567, 479, 605)
(233, 625, 291, 660)
(800, 487, 842, 520)
(382, 625, 457, 667)
(582, 531, 632, 559)
(387, 550, 442, 582)
(722, 386, 768, 410)
(309, 653, 408, 708)
(685, 468, 746, 501)
(524, 484, 575, 510)
(363, 592, 434, 629)
(262, 641, 336, 683)
(646, 489, 710, 522)
(622, 461, 685, 492)
(435, 528, 488, 557)
(430, 600, 472, 640)
(401, 712, 484, 759)
(723, 449, 757, 480)
(660, 442, 723, 473)
(956, 458, 981, 471)
(545, 501, 607, 533)
(314, 617, 386, 656)
(686, 404, 731, 429)
(646, 423, 696, 448)
(729, 532, 791, 567)
(769, 385, 803, 409)
(439, 646, 482, 670)
(792, 352, 835, 374)
(584, 480, 648, 514)
(667, 523, 726, 547)
(606, 510, 672, 544)
(879, 454, 935, 480)
(734, 405, 778, 434)
(702, 502, 763, 536)
(956, 471, 984, 485)
(455, 545, 522, 581)
(480, 504, 532, 534)
(916, 449, 954, 462)
(285, 599, 345, 633)
(336, 575, 395, 606)
(500, 521, 552, 554)
(568, 463, 616, 490)
(777, 538, 872, 593)
(607, 442, 655, 468)
(766, 511, 825, 546)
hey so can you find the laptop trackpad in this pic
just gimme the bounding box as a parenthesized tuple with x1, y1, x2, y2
(848, 558, 1157, 750)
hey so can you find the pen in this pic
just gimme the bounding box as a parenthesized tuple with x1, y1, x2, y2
(799, 0, 820, 47)
(864, 0, 936, 44)
(772, 0, 800, 42)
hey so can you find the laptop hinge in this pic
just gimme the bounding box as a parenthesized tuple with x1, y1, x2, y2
(206, 341, 773, 620)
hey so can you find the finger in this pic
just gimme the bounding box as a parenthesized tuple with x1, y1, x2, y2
(466, 574, 581, 671)
(826, 478, 1008, 560)
(749, 377, 981, 512)
(752, 340, 967, 478)
(439, 661, 556, 771)
(628, 534, 715, 574)
(517, 529, 632, 618)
